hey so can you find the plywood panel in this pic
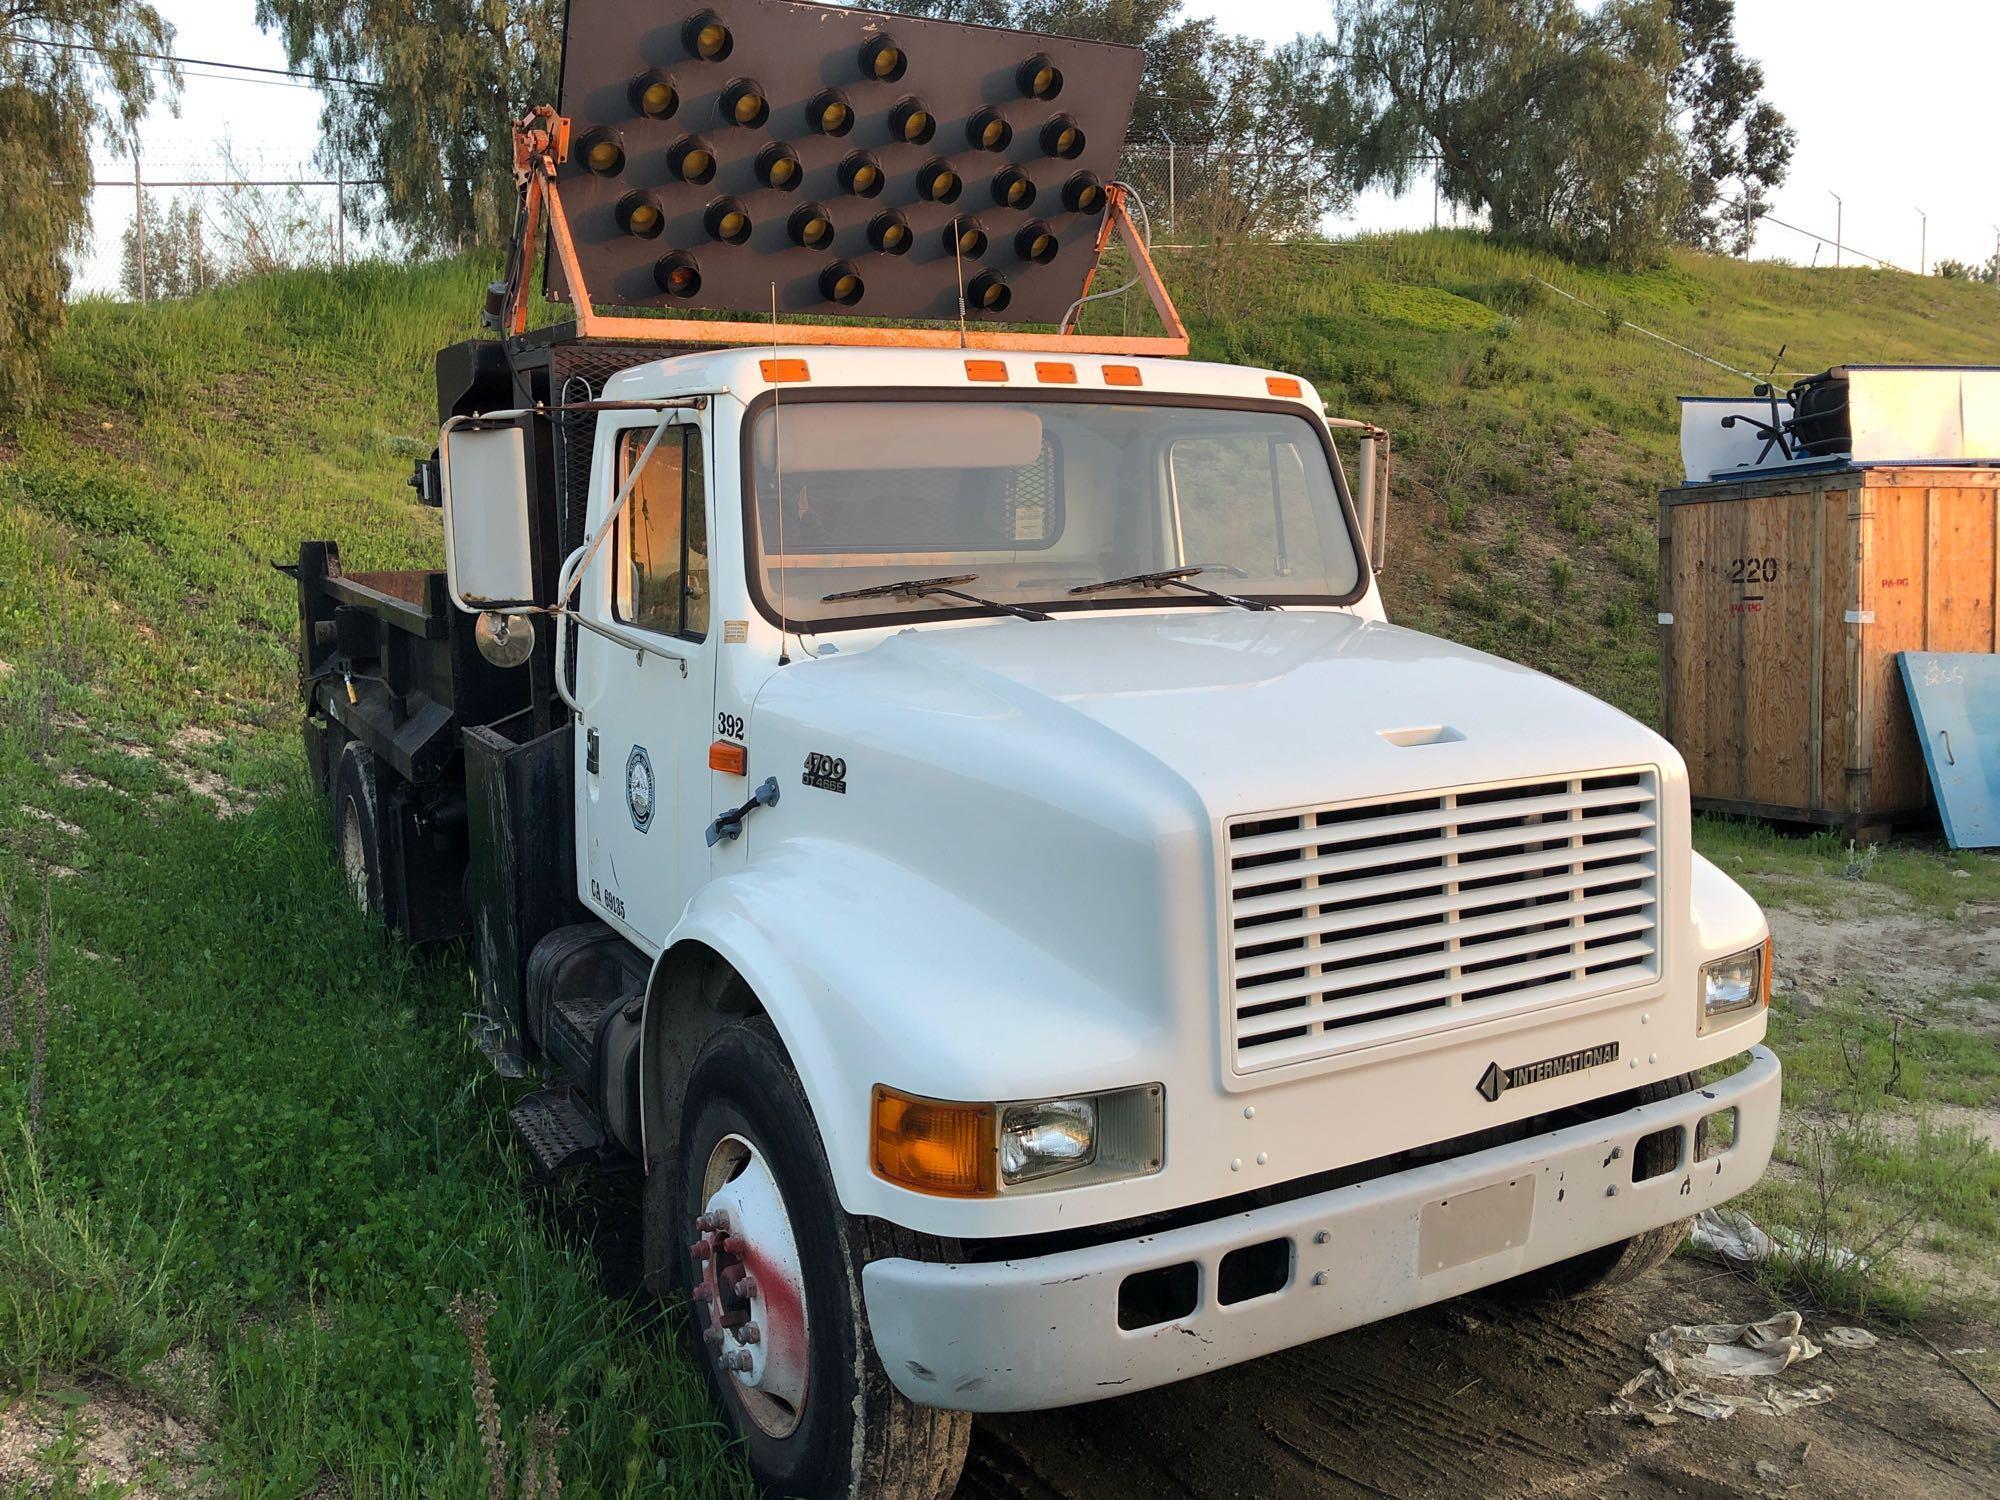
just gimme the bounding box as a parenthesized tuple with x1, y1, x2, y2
(1866, 486, 1933, 811)
(1819, 485, 1856, 813)
(1741, 489, 1815, 807)
(1926, 486, 1998, 651)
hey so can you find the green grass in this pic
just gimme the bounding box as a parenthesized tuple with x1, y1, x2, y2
(1694, 814, 2000, 917)
(0, 260, 751, 1492)
(1077, 230, 2000, 719)
(7, 233, 2000, 1482)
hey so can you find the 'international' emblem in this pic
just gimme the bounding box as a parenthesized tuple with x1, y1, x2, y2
(1477, 1042, 1620, 1102)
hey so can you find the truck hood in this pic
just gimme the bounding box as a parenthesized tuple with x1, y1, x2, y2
(774, 609, 1669, 819)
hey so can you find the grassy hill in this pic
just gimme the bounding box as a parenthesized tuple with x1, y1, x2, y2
(2, 236, 1998, 1489)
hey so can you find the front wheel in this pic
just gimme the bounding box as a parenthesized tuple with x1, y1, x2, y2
(655, 1019, 969, 1499)
(1494, 1073, 1704, 1301)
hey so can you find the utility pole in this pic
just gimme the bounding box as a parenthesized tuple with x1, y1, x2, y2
(133, 146, 148, 304)
(1828, 190, 1842, 268)
(1915, 206, 1927, 276)
(1991, 224, 1999, 287)
(336, 160, 347, 268)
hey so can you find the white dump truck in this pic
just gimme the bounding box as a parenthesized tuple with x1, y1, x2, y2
(292, 4, 1779, 1494)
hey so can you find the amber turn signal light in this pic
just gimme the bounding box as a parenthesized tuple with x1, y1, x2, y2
(709, 740, 748, 776)
(871, 1086, 996, 1197)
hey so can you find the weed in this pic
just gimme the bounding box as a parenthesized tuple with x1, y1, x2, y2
(1, 876, 14, 1051)
(28, 875, 48, 1137)
(1548, 556, 1573, 599)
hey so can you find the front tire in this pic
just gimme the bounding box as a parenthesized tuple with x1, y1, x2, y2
(1495, 1073, 1704, 1301)
(658, 1019, 969, 1499)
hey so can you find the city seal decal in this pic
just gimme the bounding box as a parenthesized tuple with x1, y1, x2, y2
(1476, 1042, 1619, 1103)
(802, 751, 847, 794)
(625, 744, 656, 832)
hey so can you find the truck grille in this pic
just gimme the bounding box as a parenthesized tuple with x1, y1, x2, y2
(1227, 770, 1660, 1073)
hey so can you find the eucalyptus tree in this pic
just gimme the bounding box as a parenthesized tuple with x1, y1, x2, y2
(0, 0, 176, 411)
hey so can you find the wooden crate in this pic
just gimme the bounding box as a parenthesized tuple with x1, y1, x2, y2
(1658, 466, 2000, 830)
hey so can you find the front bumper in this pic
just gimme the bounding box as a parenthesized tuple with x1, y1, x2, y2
(863, 1046, 1780, 1412)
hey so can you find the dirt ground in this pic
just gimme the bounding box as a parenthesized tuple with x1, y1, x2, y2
(959, 1257, 2000, 1499)
(958, 892, 2000, 1500)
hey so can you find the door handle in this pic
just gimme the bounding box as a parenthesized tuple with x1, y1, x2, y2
(586, 726, 601, 775)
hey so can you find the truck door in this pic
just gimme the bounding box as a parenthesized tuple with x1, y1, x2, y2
(573, 409, 715, 949)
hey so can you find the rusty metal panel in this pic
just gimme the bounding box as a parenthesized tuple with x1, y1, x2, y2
(552, 0, 1141, 323)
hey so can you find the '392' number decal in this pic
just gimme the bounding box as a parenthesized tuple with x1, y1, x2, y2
(716, 711, 745, 740)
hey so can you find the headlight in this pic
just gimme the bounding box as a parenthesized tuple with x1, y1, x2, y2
(1001, 1098, 1095, 1183)
(871, 1083, 1163, 1196)
(1700, 940, 1770, 1032)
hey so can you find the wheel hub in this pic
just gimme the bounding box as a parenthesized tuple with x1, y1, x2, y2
(691, 1133, 809, 1438)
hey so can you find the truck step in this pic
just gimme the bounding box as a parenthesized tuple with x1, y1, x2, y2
(509, 1087, 607, 1178)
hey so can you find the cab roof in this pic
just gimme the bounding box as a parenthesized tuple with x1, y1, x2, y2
(599, 344, 1321, 410)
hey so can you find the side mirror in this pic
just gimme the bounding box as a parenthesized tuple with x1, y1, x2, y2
(439, 418, 536, 611)
(1329, 415, 1392, 574)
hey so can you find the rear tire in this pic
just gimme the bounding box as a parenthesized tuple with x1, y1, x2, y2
(655, 1018, 969, 1499)
(332, 742, 387, 924)
(1493, 1073, 1704, 1301)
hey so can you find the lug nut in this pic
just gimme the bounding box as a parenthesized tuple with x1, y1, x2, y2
(704, 1325, 725, 1348)
(719, 1349, 753, 1373)
(690, 1239, 713, 1261)
(692, 1283, 713, 1302)
(736, 1275, 759, 1301)
(736, 1322, 761, 1345)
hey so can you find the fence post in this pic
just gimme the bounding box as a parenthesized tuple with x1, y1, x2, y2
(133, 148, 148, 304)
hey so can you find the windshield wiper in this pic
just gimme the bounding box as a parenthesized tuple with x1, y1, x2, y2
(821, 573, 1052, 622)
(1068, 566, 1279, 612)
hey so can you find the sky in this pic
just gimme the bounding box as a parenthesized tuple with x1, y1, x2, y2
(76, 0, 2000, 292)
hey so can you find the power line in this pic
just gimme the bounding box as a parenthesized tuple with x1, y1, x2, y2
(1, 32, 380, 90)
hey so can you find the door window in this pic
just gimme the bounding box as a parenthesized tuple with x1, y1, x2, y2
(614, 424, 708, 640)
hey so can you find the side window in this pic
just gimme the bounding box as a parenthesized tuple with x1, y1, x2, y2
(614, 424, 708, 641)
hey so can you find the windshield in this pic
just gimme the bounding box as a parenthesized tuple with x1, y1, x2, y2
(745, 396, 1363, 629)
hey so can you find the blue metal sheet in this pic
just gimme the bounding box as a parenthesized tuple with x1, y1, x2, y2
(1897, 652, 2000, 848)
